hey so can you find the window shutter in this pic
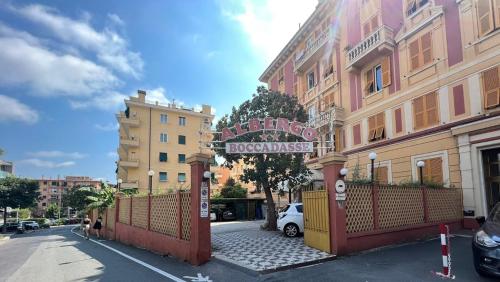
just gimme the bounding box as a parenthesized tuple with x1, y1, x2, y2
(375, 112, 385, 139)
(365, 68, 374, 94)
(409, 39, 420, 70)
(425, 92, 439, 126)
(381, 56, 391, 87)
(421, 32, 432, 65)
(452, 85, 466, 116)
(371, 15, 379, 31)
(363, 22, 371, 37)
(495, 0, 500, 27)
(429, 158, 443, 183)
(368, 116, 376, 140)
(375, 167, 388, 185)
(477, 0, 494, 37)
(482, 67, 500, 109)
(413, 96, 425, 129)
(395, 108, 403, 133)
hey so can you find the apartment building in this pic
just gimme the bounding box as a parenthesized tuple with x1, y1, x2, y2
(259, 0, 500, 227)
(37, 176, 102, 211)
(116, 90, 213, 193)
(0, 160, 13, 178)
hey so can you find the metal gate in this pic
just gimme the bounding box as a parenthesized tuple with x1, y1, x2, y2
(303, 186, 330, 253)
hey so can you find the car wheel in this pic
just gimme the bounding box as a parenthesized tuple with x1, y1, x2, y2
(284, 223, 299, 237)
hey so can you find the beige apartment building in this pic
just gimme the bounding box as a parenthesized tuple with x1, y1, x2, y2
(116, 90, 213, 193)
(259, 0, 500, 227)
(37, 176, 102, 214)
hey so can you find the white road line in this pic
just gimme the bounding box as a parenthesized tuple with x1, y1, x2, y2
(70, 227, 186, 282)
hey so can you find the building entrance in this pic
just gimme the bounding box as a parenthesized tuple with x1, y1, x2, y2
(483, 148, 500, 213)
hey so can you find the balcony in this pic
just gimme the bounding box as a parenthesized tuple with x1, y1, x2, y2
(120, 137, 139, 148)
(119, 159, 139, 168)
(120, 180, 139, 189)
(346, 25, 395, 71)
(306, 106, 345, 130)
(117, 112, 140, 127)
(295, 28, 331, 72)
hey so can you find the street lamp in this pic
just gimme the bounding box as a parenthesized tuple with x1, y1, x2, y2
(148, 170, 155, 194)
(117, 178, 123, 192)
(368, 152, 377, 184)
(417, 161, 425, 185)
(340, 168, 348, 179)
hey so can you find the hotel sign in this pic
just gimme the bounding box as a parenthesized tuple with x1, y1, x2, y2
(221, 117, 317, 154)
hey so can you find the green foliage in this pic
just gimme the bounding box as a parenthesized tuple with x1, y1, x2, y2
(18, 208, 31, 219)
(120, 188, 139, 196)
(82, 182, 116, 213)
(220, 184, 247, 198)
(1, 177, 40, 232)
(46, 204, 60, 219)
(62, 185, 96, 211)
(213, 87, 310, 230)
(225, 177, 236, 187)
(397, 179, 447, 189)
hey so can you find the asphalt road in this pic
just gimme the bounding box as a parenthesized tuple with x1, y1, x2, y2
(0, 225, 496, 282)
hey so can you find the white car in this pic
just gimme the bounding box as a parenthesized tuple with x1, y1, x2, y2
(277, 203, 304, 237)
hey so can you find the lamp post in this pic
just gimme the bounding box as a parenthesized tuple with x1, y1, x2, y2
(340, 168, 348, 179)
(417, 161, 425, 185)
(117, 178, 123, 192)
(148, 170, 155, 195)
(368, 152, 377, 184)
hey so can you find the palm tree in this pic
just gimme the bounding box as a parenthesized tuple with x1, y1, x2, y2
(81, 183, 116, 213)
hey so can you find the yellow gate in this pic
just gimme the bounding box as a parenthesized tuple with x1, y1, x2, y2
(303, 187, 330, 253)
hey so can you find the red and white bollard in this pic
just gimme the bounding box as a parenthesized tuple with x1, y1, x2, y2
(434, 224, 455, 279)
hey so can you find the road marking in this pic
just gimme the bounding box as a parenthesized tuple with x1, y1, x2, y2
(183, 273, 212, 282)
(71, 227, 186, 282)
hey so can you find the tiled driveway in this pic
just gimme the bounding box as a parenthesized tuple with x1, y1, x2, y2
(211, 220, 334, 272)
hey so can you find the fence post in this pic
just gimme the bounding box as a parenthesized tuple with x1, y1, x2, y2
(115, 196, 120, 223)
(105, 209, 108, 238)
(129, 197, 133, 226)
(372, 185, 380, 230)
(147, 195, 152, 231)
(177, 190, 182, 239)
(422, 187, 429, 223)
(319, 152, 348, 255)
(186, 153, 211, 265)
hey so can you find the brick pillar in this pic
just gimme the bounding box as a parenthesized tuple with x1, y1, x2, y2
(319, 152, 348, 255)
(186, 153, 211, 265)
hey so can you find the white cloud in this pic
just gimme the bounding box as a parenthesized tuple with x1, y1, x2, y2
(145, 87, 170, 105)
(27, 150, 87, 159)
(10, 4, 143, 78)
(108, 13, 124, 26)
(205, 51, 217, 60)
(69, 91, 127, 110)
(20, 158, 76, 168)
(0, 23, 118, 97)
(107, 151, 118, 159)
(220, 0, 317, 62)
(0, 95, 39, 124)
(95, 123, 119, 131)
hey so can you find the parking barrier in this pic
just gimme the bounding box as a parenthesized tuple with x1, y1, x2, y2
(433, 224, 455, 279)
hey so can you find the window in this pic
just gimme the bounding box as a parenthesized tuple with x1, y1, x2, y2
(178, 154, 186, 163)
(178, 173, 186, 182)
(409, 32, 432, 71)
(323, 56, 334, 78)
(395, 108, 403, 133)
(160, 114, 168, 124)
(179, 117, 186, 126)
(482, 66, 500, 109)
(51, 188, 58, 193)
(306, 35, 314, 49)
(363, 15, 379, 37)
(406, 0, 428, 17)
(43, 181, 47, 185)
(42, 203, 46, 207)
(51, 181, 57, 186)
(307, 71, 315, 90)
(353, 124, 361, 145)
(160, 133, 168, 143)
(278, 68, 284, 83)
(413, 92, 439, 129)
(368, 112, 385, 141)
(419, 157, 443, 183)
(296, 205, 303, 213)
(159, 172, 168, 182)
(365, 57, 391, 95)
(374, 166, 389, 184)
(178, 135, 186, 145)
(476, 0, 500, 37)
(159, 152, 168, 162)
(308, 107, 316, 123)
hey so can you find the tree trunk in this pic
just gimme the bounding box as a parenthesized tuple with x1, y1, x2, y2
(2, 206, 7, 233)
(263, 186, 277, 231)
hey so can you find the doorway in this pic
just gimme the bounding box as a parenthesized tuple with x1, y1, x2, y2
(482, 148, 500, 213)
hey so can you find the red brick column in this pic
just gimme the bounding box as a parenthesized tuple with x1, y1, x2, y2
(186, 153, 211, 265)
(319, 153, 347, 255)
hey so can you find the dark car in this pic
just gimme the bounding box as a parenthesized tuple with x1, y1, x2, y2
(0, 222, 19, 232)
(222, 209, 236, 221)
(473, 202, 500, 277)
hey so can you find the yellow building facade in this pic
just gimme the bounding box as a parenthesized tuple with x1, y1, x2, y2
(259, 0, 500, 226)
(116, 90, 213, 193)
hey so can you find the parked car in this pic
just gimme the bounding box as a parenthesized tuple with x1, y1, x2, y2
(0, 222, 19, 232)
(222, 209, 236, 221)
(277, 203, 304, 237)
(473, 202, 500, 277)
(18, 221, 39, 230)
(210, 210, 217, 221)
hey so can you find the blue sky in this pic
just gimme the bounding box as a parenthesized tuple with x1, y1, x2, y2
(0, 0, 316, 182)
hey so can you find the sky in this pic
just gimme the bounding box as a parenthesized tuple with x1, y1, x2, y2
(0, 0, 317, 182)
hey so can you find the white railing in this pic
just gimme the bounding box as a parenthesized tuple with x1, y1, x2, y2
(346, 26, 394, 66)
(306, 106, 344, 129)
(295, 28, 330, 69)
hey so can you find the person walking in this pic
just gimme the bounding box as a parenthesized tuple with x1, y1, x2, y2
(93, 216, 102, 239)
(83, 215, 91, 240)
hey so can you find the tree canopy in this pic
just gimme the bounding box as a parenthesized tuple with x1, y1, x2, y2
(213, 86, 310, 230)
(220, 177, 247, 198)
(46, 203, 60, 219)
(62, 185, 96, 212)
(0, 177, 39, 232)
